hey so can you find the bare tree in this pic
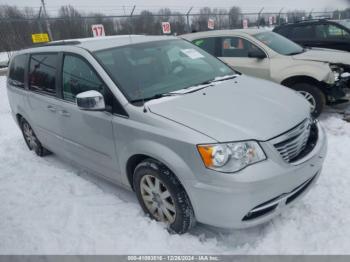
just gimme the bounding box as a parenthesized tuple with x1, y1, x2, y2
(212, 8, 229, 30)
(228, 6, 241, 29)
(191, 7, 212, 32)
(52, 6, 87, 40)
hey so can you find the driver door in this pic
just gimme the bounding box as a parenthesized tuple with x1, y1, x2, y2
(218, 36, 271, 80)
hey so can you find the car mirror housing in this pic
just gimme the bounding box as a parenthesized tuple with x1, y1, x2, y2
(248, 49, 266, 59)
(76, 90, 105, 111)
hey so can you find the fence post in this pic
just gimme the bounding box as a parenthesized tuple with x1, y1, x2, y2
(309, 9, 314, 19)
(186, 7, 193, 33)
(130, 5, 136, 34)
(278, 8, 284, 25)
(257, 7, 264, 28)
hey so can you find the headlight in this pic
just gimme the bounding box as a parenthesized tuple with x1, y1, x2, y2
(197, 141, 266, 173)
(330, 64, 344, 82)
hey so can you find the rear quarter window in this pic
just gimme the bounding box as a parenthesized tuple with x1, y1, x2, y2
(274, 26, 291, 37)
(8, 54, 27, 88)
(192, 38, 217, 56)
(290, 25, 315, 39)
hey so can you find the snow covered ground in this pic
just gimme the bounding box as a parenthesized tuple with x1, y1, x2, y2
(1, 75, 350, 255)
(0, 52, 11, 67)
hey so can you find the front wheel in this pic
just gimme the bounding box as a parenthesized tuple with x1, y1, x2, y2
(290, 83, 326, 118)
(133, 159, 195, 234)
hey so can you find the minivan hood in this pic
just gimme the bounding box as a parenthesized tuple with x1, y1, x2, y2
(147, 75, 310, 142)
(293, 48, 350, 64)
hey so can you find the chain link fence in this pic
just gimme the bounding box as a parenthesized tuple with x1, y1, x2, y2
(0, 5, 348, 53)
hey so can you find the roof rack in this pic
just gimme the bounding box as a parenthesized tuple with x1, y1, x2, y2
(295, 18, 330, 23)
(43, 40, 81, 46)
(277, 18, 331, 27)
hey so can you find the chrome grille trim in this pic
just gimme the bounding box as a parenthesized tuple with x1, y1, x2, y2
(270, 118, 312, 163)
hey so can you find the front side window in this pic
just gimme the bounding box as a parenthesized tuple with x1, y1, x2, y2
(220, 37, 262, 57)
(62, 55, 106, 102)
(94, 39, 235, 102)
(29, 53, 57, 95)
(8, 54, 26, 88)
(192, 38, 217, 55)
(315, 24, 350, 40)
(254, 31, 304, 56)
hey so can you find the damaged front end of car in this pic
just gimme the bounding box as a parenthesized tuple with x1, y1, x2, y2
(326, 63, 350, 104)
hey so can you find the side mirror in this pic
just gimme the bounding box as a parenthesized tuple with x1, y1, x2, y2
(76, 90, 105, 111)
(248, 49, 266, 59)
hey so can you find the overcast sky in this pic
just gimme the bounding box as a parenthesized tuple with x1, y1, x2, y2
(0, 0, 348, 15)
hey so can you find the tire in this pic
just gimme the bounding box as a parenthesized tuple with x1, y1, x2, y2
(133, 158, 195, 234)
(20, 118, 51, 157)
(290, 83, 326, 118)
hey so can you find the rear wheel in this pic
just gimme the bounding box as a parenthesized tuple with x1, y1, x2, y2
(290, 83, 326, 118)
(20, 118, 50, 157)
(133, 158, 195, 234)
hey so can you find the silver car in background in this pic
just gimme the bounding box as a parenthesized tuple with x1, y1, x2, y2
(6, 35, 327, 233)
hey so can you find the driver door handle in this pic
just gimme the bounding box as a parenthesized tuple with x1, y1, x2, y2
(58, 110, 71, 117)
(47, 105, 57, 112)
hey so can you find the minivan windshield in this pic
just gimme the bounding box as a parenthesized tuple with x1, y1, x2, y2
(254, 31, 304, 56)
(94, 39, 235, 102)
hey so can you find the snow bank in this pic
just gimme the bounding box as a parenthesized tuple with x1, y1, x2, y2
(0, 75, 350, 254)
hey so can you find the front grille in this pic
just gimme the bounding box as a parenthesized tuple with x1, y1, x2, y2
(272, 118, 314, 163)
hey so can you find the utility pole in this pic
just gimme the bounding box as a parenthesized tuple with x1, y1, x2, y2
(41, 0, 53, 41)
(37, 6, 43, 33)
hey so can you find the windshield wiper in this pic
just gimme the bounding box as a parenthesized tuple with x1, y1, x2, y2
(210, 74, 237, 83)
(182, 74, 238, 93)
(130, 92, 181, 104)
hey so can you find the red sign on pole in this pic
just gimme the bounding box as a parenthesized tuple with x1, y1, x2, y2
(91, 24, 105, 37)
(162, 22, 171, 34)
(208, 19, 214, 30)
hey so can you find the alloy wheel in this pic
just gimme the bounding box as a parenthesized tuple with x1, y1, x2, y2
(140, 174, 176, 224)
(22, 122, 38, 151)
(299, 91, 316, 112)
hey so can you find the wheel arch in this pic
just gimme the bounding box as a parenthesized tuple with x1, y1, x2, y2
(281, 75, 321, 88)
(123, 141, 195, 194)
(16, 113, 23, 125)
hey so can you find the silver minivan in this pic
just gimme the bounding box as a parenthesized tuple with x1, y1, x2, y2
(6, 35, 327, 234)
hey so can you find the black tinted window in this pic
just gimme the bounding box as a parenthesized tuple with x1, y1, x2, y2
(29, 54, 57, 95)
(220, 37, 262, 57)
(274, 26, 290, 37)
(291, 25, 314, 39)
(192, 38, 216, 55)
(62, 55, 105, 102)
(8, 55, 26, 88)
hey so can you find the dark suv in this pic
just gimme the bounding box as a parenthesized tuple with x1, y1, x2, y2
(273, 19, 350, 52)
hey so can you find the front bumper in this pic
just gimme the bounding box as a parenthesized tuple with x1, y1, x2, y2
(186, 122, 327, 229)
